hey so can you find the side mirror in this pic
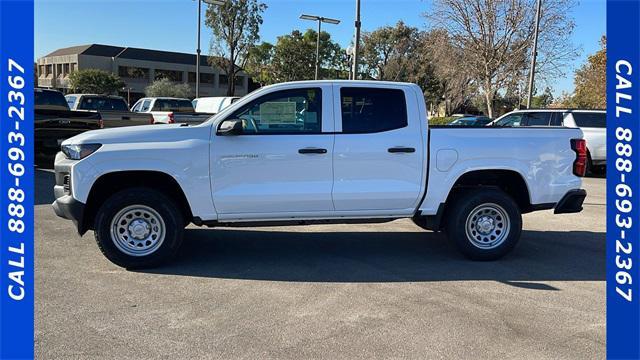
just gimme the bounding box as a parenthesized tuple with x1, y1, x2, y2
(217, 119, 243, 136)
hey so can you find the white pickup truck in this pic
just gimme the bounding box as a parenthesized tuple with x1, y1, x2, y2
(130, 97, 213, 125)
(52, 81, 588, 269)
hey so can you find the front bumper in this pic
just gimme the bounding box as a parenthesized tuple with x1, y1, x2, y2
(52, 195, 86, 234)
(554, 189, 587, 214)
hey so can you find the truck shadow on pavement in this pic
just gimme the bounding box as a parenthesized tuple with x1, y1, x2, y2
(140, 227, 605, 286)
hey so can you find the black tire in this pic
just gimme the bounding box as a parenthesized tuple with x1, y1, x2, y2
(444, 188, 522, 260)
(94, 187, 184, 269)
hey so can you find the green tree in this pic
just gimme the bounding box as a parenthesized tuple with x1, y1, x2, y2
(530, 87, 555, 108)
(245, 42, 275, 86)
(269, 29, 343, 82)
(68, 69, 125, 95)
(205, 0, 267, 96)
(572, 36, 606, 109)
(145, 78, 192, 98)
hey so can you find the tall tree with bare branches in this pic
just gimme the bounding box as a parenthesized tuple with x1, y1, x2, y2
(205, 0, 267, 96)
(427, 0, 577, 117)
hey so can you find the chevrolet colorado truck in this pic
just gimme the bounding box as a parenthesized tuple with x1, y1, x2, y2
(52, 81, 588, 268)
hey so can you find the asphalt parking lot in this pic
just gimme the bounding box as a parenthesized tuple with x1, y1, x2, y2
(35, 169, 605, 359)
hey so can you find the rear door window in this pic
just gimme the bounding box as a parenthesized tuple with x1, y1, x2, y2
(340, 87, 408, 133)
(523, 112, 553, 126)
(572, 112, 606, 128)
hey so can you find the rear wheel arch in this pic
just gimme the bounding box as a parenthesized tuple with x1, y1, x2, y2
(415, 169, 531, 232)
(446, 169, 532, 212)
(82, 170, 193, 234)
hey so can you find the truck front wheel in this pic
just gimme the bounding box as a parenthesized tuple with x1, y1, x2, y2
(94, 188, 184, 269)
(445, 189, 522, 260)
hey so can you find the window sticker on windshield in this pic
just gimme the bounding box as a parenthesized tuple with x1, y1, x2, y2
(259, 102, 296, 124)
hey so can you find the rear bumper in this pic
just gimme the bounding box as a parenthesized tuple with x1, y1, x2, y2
(554, 189, 587, 214)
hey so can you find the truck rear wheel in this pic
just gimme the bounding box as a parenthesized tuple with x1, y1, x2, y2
(94, 188, 184, 269)
(445, 188, 522, 260)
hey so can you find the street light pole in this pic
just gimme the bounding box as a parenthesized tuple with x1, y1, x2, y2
(526, 0, 542, 108)
(300, 14, 341, 80)
(196, 0, 202, 98)
(315, 20, 322, 80)
(195, 0, 226, 99)
(352, 0, 361, 80)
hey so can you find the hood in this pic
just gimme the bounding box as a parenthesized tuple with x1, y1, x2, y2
(61, 123, 211, 146)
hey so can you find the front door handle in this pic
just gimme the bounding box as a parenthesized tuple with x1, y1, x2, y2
(388, 147, 416, 153)
(298, 147, 327, 154)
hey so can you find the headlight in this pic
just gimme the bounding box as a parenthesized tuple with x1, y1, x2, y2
(61, 144, 102, 160)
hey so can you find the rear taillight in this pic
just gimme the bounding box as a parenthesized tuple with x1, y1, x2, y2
(167, 112, 175, 124)
(571, 138, 587, 177)
(98, 119, 104, 129)
(148, 115, 154, 124)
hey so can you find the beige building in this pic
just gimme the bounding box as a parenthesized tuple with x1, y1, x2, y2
(37, 44, 252, 104)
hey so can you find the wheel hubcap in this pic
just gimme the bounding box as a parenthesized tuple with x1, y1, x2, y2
(465, 203, 510, 249)
(110, 205, 165, 257)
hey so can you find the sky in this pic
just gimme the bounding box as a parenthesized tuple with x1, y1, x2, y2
(35, 0, 606, 96)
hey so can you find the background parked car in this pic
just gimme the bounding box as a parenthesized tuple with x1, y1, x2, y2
(66, 94, 153, 128)
(35, 88, 102, 164)
(131, 97, 214, 124)
(192, 96, 240, 114)
(447, 116, 493, 127)
(489, 109, 606, 172)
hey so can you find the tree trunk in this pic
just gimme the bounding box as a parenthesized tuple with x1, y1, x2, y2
(484, 88, 494, 118)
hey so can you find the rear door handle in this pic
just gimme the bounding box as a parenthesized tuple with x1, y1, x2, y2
(388, 147, 416, 153)
(298, 147, 327, 154)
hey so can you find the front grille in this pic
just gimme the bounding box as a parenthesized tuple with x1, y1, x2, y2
(63, 175, 70, 193)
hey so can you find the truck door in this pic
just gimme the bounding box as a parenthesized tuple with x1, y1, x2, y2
(332, 85, 425, 213)
(210, 85, 335, 217)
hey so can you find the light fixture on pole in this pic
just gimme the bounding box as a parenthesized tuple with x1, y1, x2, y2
(195, 0, 226, 99)
(299, 14, 340, 80)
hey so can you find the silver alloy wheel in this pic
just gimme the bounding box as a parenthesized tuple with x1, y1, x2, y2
(110, 205, 165, 257)
(464, 203, 511, 249)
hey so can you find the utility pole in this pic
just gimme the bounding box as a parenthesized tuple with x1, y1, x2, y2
(526, 0, 542, 108)
(300, 14, 341, 80)
(352, 0, 361, 80)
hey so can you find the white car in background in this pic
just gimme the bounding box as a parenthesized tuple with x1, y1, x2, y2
(131, 97, 213, 124)
(192, 96, 240, 114)
(490, 109, 606, 172)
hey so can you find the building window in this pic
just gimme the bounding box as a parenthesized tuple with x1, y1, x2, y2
(155, 69, 183, 82)
(56, 64, 63, 77)
(234, 76, 244, 87)
(39, 65, 45, 77)
(118, 66, 149, 79)
(188, 72, 215, 84)
(70, 63, 77, 73)
(63, 63, 70, 76)
(45, 65, 53, 77)
(219, 74, 228, 87)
